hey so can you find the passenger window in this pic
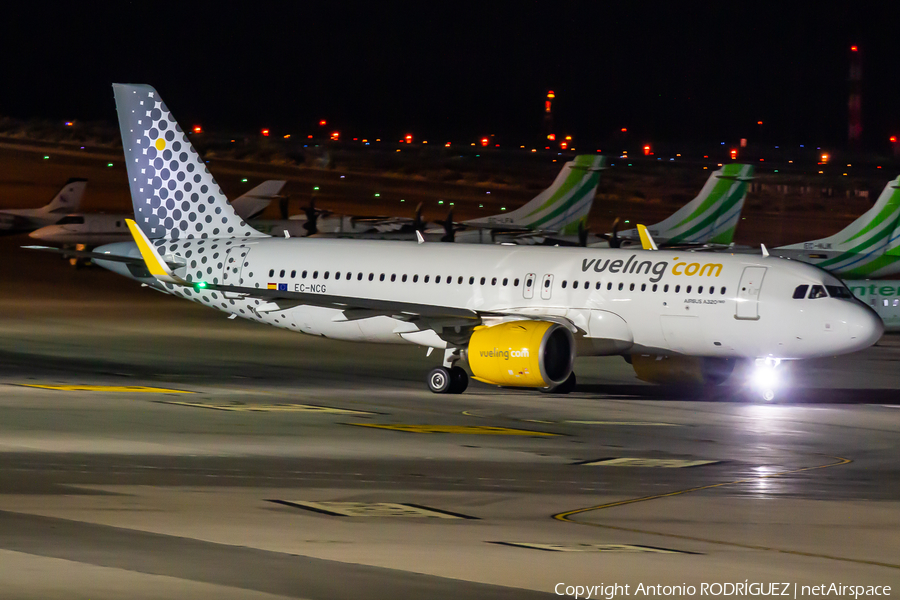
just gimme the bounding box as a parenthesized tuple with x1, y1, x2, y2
(698, 286, 703, 294)
(544, 279, 551, 288)
(436, 275, 442, 283)
(335, 271, 341, 279)
(313, 271, 318, 279)
(652, 284, 657, 292)
(279, 270, 285, 278)
(629, 283, 635, 291)
(481, 277, 486, 285)
(424, 275, 430, 283)
(686, 285, 692, 293)
(709, 287, 715, 295)
(447, 276, 452, 284)
(524, 277, 531, 287)
(324, 272, 330, 280)
(346, 272, 352, 280)
(885, 299, 890, 307)
(290, 270, 296, 278)
(572, 281, 578, 289)
(491, 277, 497, 285)
(618, 283, 623, 291)
(390, 274, 396, 282)
(809, 285, 827, 299)
(641, 283, 646, 291)
(894, 299, 899, 307)
(514, 278, 520, 287)
(458, 276, 464, 284)
(675, 285, 680, 293)
(606, 282, 611, 290)
(357, 273, 362, 280)
(720, 286, 726, 295)
(792, 285, 809, 299)
(269, 269, 274, 277)
(401, 274, 407, 282)
(413, 275, 419, 282)
(561, 281, 568, 289)
(502, 278, 508, 286)
(368, 273, 374, 281)
(664, 284, 669, 292)
(379, 273, 385, 281)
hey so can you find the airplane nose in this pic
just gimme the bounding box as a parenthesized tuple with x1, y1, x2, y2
(847, 302, 884, 351)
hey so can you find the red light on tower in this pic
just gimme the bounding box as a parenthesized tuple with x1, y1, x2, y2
(621, 128, 628, 133)
(261, 129, 270, 137)
(193, 125, 202, 133)
(547, 134, 555, 141)
(560, 142, 568, 150)
(319, 120, 327, 126)
(547, 90, 555, 99)
(851, 45, 858, 52)
(330, 131, 340, 141)
(891, 136, 897, 143)
(643, 145, 651, 156)
(481, 137, 489, 147)
(730, 149, 738, 159)
(405, 134, 413, 143)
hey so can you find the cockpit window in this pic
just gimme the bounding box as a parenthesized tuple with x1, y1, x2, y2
(56, 215, 85, 225)
(792, 285, 809, 299)
(809, 285, 828, 299)
(825, 285, 854, 299)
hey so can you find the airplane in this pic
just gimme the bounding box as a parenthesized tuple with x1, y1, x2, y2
(772, 175, 900, 278)
(28, 180, 287, 248)
(57, 84, 882, 403)
(277, 155, 607, 244)
(847, 280, 900, 332)
(0, 178, 88, 234)
(608, 163, 754, 248)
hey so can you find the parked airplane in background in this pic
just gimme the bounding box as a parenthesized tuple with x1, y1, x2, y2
(67, 83, 882, 403)
(848, 280, 900, 332)
(0, 178, 87, 234)
(29, 180, 286, 248)
(610, 163, 754, 248)
(773, 175, 900, 278)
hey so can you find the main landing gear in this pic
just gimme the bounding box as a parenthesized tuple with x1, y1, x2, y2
(427, 366, 468, 394)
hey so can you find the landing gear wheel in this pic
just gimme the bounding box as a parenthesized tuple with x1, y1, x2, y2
(427, 367, 452, 394)
(541, 372, 576, 394)
(762, 389, 775, 402)
(448, 366, 468, 394)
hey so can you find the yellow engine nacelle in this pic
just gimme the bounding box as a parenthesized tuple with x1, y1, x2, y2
(466, 321, 575, 388)
(630, 355, 736, 386)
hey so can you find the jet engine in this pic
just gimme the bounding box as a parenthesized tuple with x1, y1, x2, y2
(466, 321, 575, 388)
(630, 354, 736, 385)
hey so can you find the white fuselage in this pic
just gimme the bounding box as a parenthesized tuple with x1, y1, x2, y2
(95, 238, 883, 361)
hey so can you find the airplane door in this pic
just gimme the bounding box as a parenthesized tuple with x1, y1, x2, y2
(735, 266, 766, 320)
(523, 273, 536, 299)
(540, 274, 554, 300)
(222, 247, 251, 298)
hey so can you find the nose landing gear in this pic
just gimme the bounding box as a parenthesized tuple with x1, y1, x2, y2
(750, 357, 781, 401)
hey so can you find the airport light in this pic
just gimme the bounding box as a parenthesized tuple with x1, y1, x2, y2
(261, 129, 270, 137)
(821, 153, 830, 163)
(64, 121, 73, 127)
(547, 134, 555, 141)
(43, 155, 49, 160)
(330, 131, 340, 141)
(241, 178, 248, 182)
(283, 134, 291, 139)
(560, 142, 568, 150)
(107, 163, 113, 167)
(193, 125, 202, 133)
(851, 45, 858, 52)
(643, 145, 651, 156)
(481, 138, 489, 147)
(620, 128, 627, 133)
(405, 134, 413, 143)
(547, 90, 555, 99)
(445, 142, 451, 147)
(319, 120, 327, 126)
(757, 121, 763, 125)
(891, 136, 897, 143)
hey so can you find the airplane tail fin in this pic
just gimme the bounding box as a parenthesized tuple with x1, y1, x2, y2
(44, 178, 88, 213)
(230, 180, 287, 220)
(621, 164, 753, 245)
(464, 155, 605, 234)
(780, 175, 900, 260)
(112, 83, 265, 241)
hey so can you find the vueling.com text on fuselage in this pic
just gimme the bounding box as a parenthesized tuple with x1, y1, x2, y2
(581, 255, 722, 283)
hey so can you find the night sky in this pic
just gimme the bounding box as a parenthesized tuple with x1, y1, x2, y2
(2, 2, 898, 149)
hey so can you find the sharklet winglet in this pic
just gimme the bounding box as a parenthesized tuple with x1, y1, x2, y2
(125, 219, 188, 285)
(637, 224, 658, 250)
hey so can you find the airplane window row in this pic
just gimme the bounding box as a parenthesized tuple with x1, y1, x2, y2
(876, 298, 900, 307)
(560, 280, 727, 295)
(265, 268, 727, 295)
(267, 268, 521, 287)
(792, 284, 855, 300)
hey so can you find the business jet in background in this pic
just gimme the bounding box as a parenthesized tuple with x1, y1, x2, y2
(51, 84, 882, 402)
(0, 178, 87, 234)
(28, 180, 286, 249)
